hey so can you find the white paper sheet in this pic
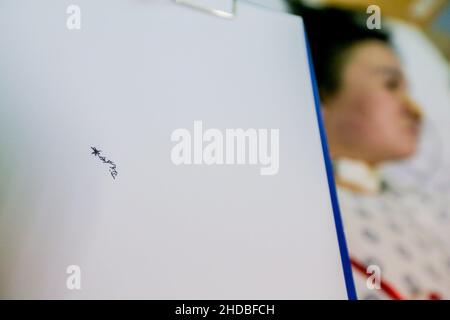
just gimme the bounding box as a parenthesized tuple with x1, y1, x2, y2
(0, 0, 351, 299)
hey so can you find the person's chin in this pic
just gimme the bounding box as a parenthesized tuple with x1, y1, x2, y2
(394, 141, 419, 159)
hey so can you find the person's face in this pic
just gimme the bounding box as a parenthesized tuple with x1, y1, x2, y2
(322, 40, 422, 165)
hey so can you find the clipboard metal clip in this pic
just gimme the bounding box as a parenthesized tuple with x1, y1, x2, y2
(174, 0, 237, 19)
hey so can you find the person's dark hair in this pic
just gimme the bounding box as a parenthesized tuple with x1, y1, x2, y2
(287, 1, 391, 99)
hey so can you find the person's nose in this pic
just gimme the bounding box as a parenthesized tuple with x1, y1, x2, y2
(404, 95, 423, 123)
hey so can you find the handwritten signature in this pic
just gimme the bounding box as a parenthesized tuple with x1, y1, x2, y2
(91, 147, 118, 179)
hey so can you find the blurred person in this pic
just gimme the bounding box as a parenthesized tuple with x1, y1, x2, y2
(288, 1, 450, 299)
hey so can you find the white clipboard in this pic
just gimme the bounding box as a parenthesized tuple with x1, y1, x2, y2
(0, 0, 356, 299)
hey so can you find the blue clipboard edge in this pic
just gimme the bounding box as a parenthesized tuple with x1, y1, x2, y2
(302, 24, 358, 300)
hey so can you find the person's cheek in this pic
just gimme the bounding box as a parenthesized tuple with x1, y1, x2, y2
(376, 93, 416, 157)
(363, 93, 401, 153)
(336, 98, 373, 147)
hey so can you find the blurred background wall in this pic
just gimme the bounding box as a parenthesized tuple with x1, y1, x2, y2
(309, 0, 450, 61)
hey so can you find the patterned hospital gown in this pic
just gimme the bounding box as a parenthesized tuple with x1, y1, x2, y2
(335, 159, 450, 300)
